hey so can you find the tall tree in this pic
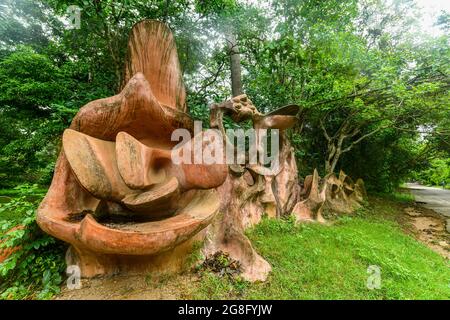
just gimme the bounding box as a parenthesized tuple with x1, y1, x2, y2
(226, 32, 243, 97)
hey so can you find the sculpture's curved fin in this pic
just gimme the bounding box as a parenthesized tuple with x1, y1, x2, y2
(309, 168, 326, 203)
(255, 115, 298, 130)
(63, 129, 133, 202)
(122, 20, 187, 112)
(116, 131, 170, 190)
(122, 177, 180, 214)
(265, 104, 300, 117)
(253, 104, 299, 130)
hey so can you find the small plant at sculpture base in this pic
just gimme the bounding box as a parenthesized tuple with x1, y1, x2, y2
(198, 251, 242, 279)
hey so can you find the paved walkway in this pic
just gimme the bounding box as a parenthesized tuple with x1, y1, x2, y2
(406, 183, 450, 232)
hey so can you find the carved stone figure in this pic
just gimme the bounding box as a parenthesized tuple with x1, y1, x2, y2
(204, 95, 300, 281)
(293, 170, 367, 223)
(37, 19, 367, 282)
(37, 20, 227, 277)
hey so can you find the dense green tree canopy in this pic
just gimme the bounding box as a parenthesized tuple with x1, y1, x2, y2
(0, 0, 448, 191)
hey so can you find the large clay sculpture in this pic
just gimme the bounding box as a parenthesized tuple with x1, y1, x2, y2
(37, 20, 228, 277)
(37, 19, 367, 282)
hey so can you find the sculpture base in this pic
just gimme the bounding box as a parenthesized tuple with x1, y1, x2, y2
(66, 233, 204, 278)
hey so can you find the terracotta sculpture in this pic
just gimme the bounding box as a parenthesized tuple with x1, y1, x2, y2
(37, 20, 227, 277)
(37, 19, 367, 282)
(292, 170, 367, 222)
(204, 95, 300, 281)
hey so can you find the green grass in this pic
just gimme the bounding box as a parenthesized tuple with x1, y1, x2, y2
(373, 190, 415, 204)
(191, 201, 450, 300)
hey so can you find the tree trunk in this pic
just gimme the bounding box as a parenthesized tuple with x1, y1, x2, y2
(325, 150, 341, 175)
(325, 142, 338, 174)
(325, 160, 332, 174)
(226, 33, 243, 97)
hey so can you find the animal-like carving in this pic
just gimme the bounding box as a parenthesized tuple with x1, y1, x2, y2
(37, 20, 227, 277)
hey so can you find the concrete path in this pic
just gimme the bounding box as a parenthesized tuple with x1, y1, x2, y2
(406, 183, 450, 232)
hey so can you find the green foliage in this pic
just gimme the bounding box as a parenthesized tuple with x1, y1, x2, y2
(0, 184, 66, 300)
(0, 0, 447, 190)
(0, 46, 71, 111)
(0, 0, 62, 52)
(0, 46, 113, 187)
(194, 0, 238, 16)
(414, 158, 450, 188)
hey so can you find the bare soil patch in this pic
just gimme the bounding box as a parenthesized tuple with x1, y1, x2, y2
(56, 273, 199, 300)
(402, 204, 449, 259)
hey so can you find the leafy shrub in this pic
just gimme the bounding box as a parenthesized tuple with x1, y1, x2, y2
(0, 184, 66, 300)
(414, 158, 450, 187)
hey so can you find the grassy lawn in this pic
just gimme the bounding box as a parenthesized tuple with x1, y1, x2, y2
(190, 197, 450, 300)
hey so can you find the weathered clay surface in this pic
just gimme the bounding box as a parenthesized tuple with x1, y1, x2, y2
(322, 170, 367, 215)
(36, 19, 367, 283)
(204, 94, 300, 281)
(292, 169, 327, 222)
(37, 20, 227, 277)
(292, 169, 367, 222)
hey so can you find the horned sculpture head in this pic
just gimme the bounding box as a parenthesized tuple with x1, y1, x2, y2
(37, 20, 228, 276)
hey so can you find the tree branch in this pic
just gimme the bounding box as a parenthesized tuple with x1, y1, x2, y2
(320, 117, 331, 142)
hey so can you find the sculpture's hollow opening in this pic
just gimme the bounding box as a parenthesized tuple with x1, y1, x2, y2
(96, 211, 177, 229)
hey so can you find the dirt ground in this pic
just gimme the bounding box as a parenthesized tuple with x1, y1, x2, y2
(56, 272, 199, 300)
(401, 203, 449, 259)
